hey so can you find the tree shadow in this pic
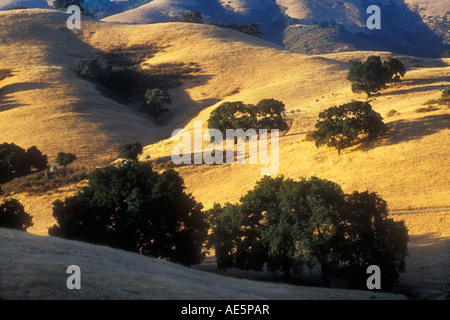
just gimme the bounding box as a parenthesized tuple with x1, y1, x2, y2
(0, 82, 53, 112)
(396, 234, 450, 299)
(384, 77, 450, 96)
(0, 11, 219, 165)
(358, 114, 450, 150)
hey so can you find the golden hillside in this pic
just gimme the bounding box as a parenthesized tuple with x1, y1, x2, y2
(0, 9, 449, 239)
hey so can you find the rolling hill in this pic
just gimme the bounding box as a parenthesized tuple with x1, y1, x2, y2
(0, 227, 410, 299)
(0, 0, 52, 10)
(102, 0, 450, 57)
(0, 9, 449, 299)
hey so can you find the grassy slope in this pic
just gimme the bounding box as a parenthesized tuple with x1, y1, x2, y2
(1, 9, 449, 234)
(0, 9, 448, 298)
(0, 227, 408, 299)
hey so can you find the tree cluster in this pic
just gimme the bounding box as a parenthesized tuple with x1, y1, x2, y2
(48, 161, 208, 265)
(207, 22, 262, 38)
(0, 143, 48, 183)
(208, 175, 409, 288)
(53, 0, 85, 11)
(142, 88, 171, 120)
(171, 10, 203, 24)
(170, 10, 262, 38)
(347, 56, 406, 97)
(73, 58, 171, 120)
(207, 99, 288, 136)
(309, 101, 387, 154)
(0, 198, 33, 231)
(313, 19, 345, 32)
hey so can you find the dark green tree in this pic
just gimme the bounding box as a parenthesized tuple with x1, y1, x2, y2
(256, 99, 288, 131)
(142, 88, 171, 120)
(310, 101, 387, 154)
(0, 143, 47, 183)
(208, 176, 408, 287)
(117, 141, 143, 161)
(173, 11, 203, 24)
(441, 50, 450, 58)
(49, 161, 208, 265)
(347, 56, 398, 97)
(442, 86, 450, 99)
(73, 58, 103, 79)
(0, 198, 33, 231)
(207, 99, 287, 137)
(238, 24, 262, 37)
(337, 191, 409, 288)
(56, 152, 77, 167)
(383, 58, 406, 83)
(26, 146, 48, 172)
(207, 101, 255, 134)
(53, 0, 85, 11)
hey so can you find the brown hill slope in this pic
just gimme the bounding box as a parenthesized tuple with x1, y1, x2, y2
(0, 9, 163, 168)
(0, 9, 449, 238)
(0, 228, 408, 299)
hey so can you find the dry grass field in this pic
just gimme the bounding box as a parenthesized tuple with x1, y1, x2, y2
(0, 9, 449, 299)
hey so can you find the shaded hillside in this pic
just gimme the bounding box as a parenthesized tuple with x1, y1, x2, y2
(102, 0, 449, 57)
(0, 228, 408, 299)
(283, 24, 360, 54)
(0, 0, 51, 10)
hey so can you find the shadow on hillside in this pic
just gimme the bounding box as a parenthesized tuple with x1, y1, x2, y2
(355, 0, 449, 58)
(396, 234, 450, 299)
(10, 12, 218, 161)
(0, 82, 53, 112)
(358, 114, 450, 150)
(195, 234, 450, 298)
(384, 77, 450, 96)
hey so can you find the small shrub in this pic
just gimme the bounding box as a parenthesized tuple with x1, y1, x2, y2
(442, 86, 450, 99)
(422, 99, 439, 105)
(415, 106, 439, 113)
(386, 109, 398, 117)
(73, 58, 103, 79)
(141, 88, 171, 120)
(117, 141, 143, 160)
(56, 152, 77, 167)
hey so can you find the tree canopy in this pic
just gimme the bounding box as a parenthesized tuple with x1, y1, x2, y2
(49, 161, 208, 265)
(0, 198, 33, 231)
(0, 143, 48, 183)
(207, 175, 409, 288)
(171, 11, 203, 24)
(142, 88, 171, 120)
(56, 152, 77, 167)
(309, 101, 387, 154)
(117, 141, 143, 161)
(207, 99, 288, 137)
(347, 56, 406, 96)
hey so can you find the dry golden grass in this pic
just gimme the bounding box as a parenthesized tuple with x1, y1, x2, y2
(0, 9, 448, 239)
(0, 9, 448, 299)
